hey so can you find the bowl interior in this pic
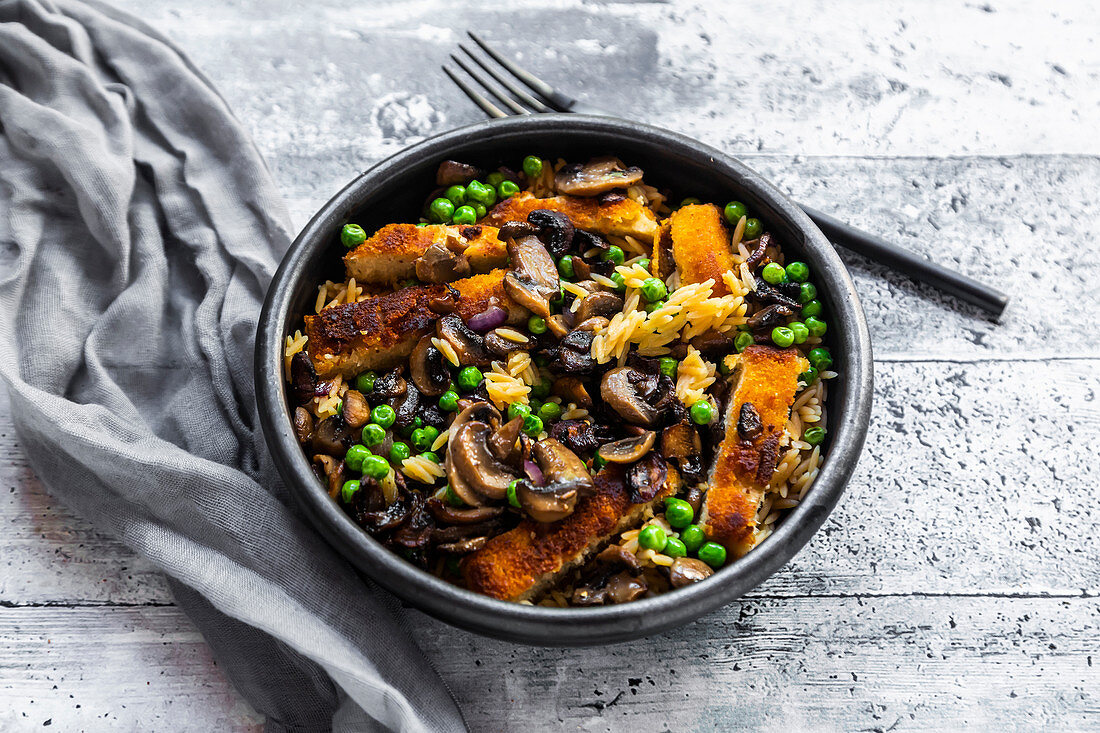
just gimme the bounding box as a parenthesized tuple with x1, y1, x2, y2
(258, 115, 872, 646)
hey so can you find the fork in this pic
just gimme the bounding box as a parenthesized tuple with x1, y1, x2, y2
(443, 32, 1008, 318)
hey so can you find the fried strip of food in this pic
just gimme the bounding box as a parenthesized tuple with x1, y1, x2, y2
(462, 464, 681, 602)
(304, 270, 522, 377)
(660, 203, 736, 295)
(699, 345, 807, 557)
(485, 191, 659, 244)
(344, 223, 507, 284)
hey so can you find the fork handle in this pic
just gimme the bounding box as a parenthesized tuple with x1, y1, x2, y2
(798, 203, 1008, 318)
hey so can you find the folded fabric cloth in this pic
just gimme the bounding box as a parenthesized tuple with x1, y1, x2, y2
(0, 0, 466, 730)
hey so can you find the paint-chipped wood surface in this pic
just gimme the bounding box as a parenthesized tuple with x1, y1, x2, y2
(2, 1, 1097, 730)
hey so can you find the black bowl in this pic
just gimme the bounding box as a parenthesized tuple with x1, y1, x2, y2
(256, 115, 873, 646)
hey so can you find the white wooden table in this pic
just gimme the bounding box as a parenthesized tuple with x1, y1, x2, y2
(2, 1, 1098, 729)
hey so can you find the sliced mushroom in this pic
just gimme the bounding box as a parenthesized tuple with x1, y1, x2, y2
(436, 160, 480, 186)
(573, 316, 610, 333)
(341, 389, 371, 428)
(515, 438, 593, 523)
(549, 419, 600, 454)
(311, 416, 352, 456)
(293, 407, 314, 444)
(660, 421, 701, 460)
(597, 431, 657, 464)
(575, 291, 624, 324)
(606, 571, 648, 604)
(747, 303, 796, 332)
(410, 335, 451, 397)
(366, 368, 406, 403)
(450, 421, 520, 501)
(557, 329, 597, 374)
(554, 156, 644, 197)
(594, 544, 643, 573)
(437, 314, 493, 366)
(552, 377, 593, 409)
(527, 209, 575, 257)
(743, 233, 771, 270)
(416, 241, 471, 283)
(689, 330, 737, 357)
(546, 314, 570, 338)
(625, 452, 667, 504)
(601, 367, 661, 427)
(312, 454, 345, 497)
(501, 234, 559, 319)
(445, 401, 503, 506)
(437, 536, 489, 554)
(290, 352, 322, 404)
(426, 499, 503, 525)
(668, 557, 714, 588)
(489, 416, 524, 466)
(392, 382, 421, 431)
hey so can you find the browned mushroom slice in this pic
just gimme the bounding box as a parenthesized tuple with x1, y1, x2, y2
(574, 290, 624, 323)
(409, 335, 451, 397)
(606, 571, 648, 604)
(573, 316, 610, 333)
(667, 557, 714, 588)
(501, 234, 559, 319)
(515, 438, 594, 523)
(438, 536, 490, 554)
(293, 407, 314, 444)
(415, 241, 471, 283)
(555, 157, 644, 197)
(341, 389, 371, 428)
(312, 454, 345, 498)
(597, 431, 657, 464)
(660, 421, 701, 460)
(601, 367, 661, 427)
(426, 499, 504, 525)
(436, 160, 481, 186)
(552, 377, 593, 409)
(310, 416, 352, 456)
(488, 416, 524, 466)
(526, 209, 575, 258)
(451, 421, 521, 502)
(436, 314, 493, 367)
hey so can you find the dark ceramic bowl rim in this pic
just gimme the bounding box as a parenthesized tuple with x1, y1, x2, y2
(256, 114, 873, 646)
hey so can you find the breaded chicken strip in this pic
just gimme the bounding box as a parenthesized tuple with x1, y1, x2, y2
(344, 223, 507, 284)
(652, 204, 735, 294)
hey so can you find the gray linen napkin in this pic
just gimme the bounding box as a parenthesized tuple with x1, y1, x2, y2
(0, 0, 466, 730)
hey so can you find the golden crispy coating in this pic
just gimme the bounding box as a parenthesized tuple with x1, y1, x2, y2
(462, 464, 680, 602)
(343, 223, 507, 284)
(485, 191, 659, 244)
(699, 345, 807, 557)
(665, 204, 735, 295)
(304, 270, 521, 377)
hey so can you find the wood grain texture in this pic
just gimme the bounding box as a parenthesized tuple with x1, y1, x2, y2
(2, 0, 1098, 730)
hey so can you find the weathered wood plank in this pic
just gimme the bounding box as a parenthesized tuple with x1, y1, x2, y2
(410, 596, 1100, 731)
(0, 606, 262, 731)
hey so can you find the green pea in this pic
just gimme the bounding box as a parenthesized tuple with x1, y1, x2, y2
(723, 201, 747, 225)
(744, 218, 762, 239)
(498, 180, 520, 199)
(345, 444, 371, 472)
(457, 366, 483, 392)
(507, 479, 521, 508)
(680, 524, 706, 553)
(530, 376, 552, 400)
(335, 399, 344, 417)
(410, 429, 434, 452)
(522, 155, 543, 178)
(415, 222, 428, 228)
(398, 416, 424, 438)
(698, 541, 727, 568)
(664, 497, 694, 528)
(527, 315, 548, 335)
(785, 261, 810, 283)
(638, 524, 668, 552)
(762, 262, 787, 285)
(466, 180, 497, 206)
(400, 278, 418, 288)
(610, 271, 626, 292)
(527, 398, 542, 416)
(537, 401, 562, 423)
(799, 282, 818, 304)
(370, 404, 396, 428)
(789, 321, 810, 344)
(443, 484, 464, 507)
(808, 347, 832, 371)
(557, 255, 575, 279)
(805, 316, 827, 338)
(680, 197, 702, 208)
(522, 413, 544, 437)
(534, 354, 550, 368)
(473, 202, 487, 218)
(443, 184, 467, 205)
(341, 479, 360, 503)
(635, 257, 651, 273)
(799, 367, 819, 386)
(438, 390, 460, 412)
(645, 299, 666, 314)
(718, 357, 733, 375)
(341, 223, 367, 249)
(734, 331, 754, 352)
(362, 423, 386, 447)
(801, 299, 823, 318)
(771, 326, 795, 348)
(389, 441, 411, 464)
(507, 402, 531, 421)
(690, 400, 714, 425)
(641, 277, 667, 303)
(354, 371, 376, 393)
(602, 245, 625, 265)
(592, 454, 608, 471)
(486, 172, 504, 187)
(658, 357, 679, 379)
(361, 455, 390, 480)
(420, 451, 441, 464)
(664, 538, 688, 558)
(428, 197, 455, 224)
(804, 426, 826, 445)
(452, 205, 477, 225)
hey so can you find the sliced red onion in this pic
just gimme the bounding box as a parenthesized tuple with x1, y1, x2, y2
(523, 460, 544, 485)
(466, 305, 507, 332)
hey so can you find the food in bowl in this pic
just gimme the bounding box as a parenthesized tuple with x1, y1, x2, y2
(283, 155, 837, 607)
